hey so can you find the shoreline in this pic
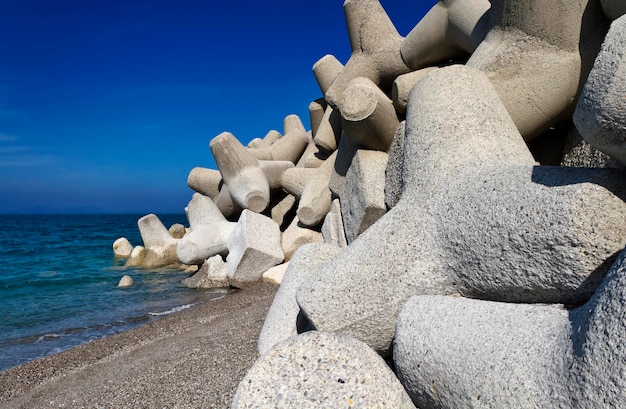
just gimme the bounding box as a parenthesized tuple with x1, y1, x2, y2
(0, 281, 277, 408)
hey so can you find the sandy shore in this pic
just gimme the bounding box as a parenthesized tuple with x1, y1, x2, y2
(0, 282, 277, 409)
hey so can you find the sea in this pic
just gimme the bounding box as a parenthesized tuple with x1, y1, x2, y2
(0, 213, 228, 372)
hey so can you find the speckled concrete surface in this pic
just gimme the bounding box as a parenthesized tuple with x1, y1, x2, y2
(0, 282, 277, 409)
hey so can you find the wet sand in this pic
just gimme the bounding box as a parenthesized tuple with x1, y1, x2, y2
(0, 282, 277, 409)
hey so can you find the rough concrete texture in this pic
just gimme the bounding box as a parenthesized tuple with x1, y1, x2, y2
(248, 115, 309, 164)
(258, 160, 294, 189)
(308, 98, 326, 138)
(226, 210, 284, 288)
(135, 214, 179, 267)
(235, 331, 416, 409)
(280, 167, 310, 197)
(295, 137, 324, 169)
(468, 0, 608, 140)
(177, 193, 236, 265)
(296, 66, 626, 354)
(321, 199, 348, 249)
(384, 121, 405, 209)
(400, 0, 491, 70)
(392, 67, 438, 115)
(281, 216, 323, 261)
(337, 77, 399, 151)
(395, 248, 626, 408)
(269, 192, 296, 229)
(340, 149, 388, 244)
(296, 151, 337, 227)
(312, 54, 344, 96)
(258, 243, 341, 356)
(262, 262, 290, 285)
(168, 223, 186, 239)
(561, 126, 624, 168)
(574, 15, 626, 165)
(113, 237, 133, 258)
(124, 245, 146, 267)
(181, 255, 229, 289)
(210, 132, 270, 212)
(214, 184, 243, 220)
(328, 128, 358, 196)
(601, 0, 626, 20)
(313, 105, 342, 153)
(247, 130, 282, 149)
(323, 0, 410, 108)
(187, 167, 222, 199)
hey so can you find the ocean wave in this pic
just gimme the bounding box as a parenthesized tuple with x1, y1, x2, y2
(148, 303, 195, 317)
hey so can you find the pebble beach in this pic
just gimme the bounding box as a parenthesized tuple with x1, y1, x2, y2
(0, 282, 277, 408)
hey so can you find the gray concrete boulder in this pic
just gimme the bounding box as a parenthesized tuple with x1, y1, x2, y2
(176, 193, 236, 265)
(467, 0, 608, 140)
(262, 262, 290, 285)
(210, 132, 270, 212)
(248, 115, 309, 164)
(296, 65, 626, 354)
(269, 193, 296, 229)
(281, 216, 323, 261)
(400, 0, 491, 70)
(226, 210, 284, 288)
(135, 214, 179, 267)
(321, 199, 348, 249)
(340, 149, 388, 244)
(258, 243, 341, 356)
(384, 121, 405, 209)
(308, 98, 326, 139)
(323, 0, 410, 108)
(113, 237, 133, 258)
(392, 68, 438, 115)
(337, 77, 399, 151)
(187, 167, 221, 200)
(117, 275, 134, 288)
(574, 15, 626, 165)
(168, 223, 186, 239)
(124, 245, 146, 267)
(181, 255, 229, 289)
(394, 248, 626, 408)
(313, 105, 342, 153)
(234, 331, 416, 409)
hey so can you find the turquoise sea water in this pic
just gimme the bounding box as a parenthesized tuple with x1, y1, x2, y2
(0, 214, 226, 372)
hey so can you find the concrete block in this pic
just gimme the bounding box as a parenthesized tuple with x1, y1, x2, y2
(574, 15, 626, 165)
(324, 0, 410, 107)
(281, 216, 323, 261)
(296, 66, 626, 354)
(226, 210, 284, 288)
(561, 126, 624, 168)
(467, 0, 608, 140)
(181, 255, 229, 289)
(400, 0, 490, 70)
(392, 68, 438, 115)
(135, 214, 179, 267)
(113, 237, 133, 258)
(262, 262, 290, 285)
(210, 132, 270, 212)
(234, 331, 416, 409)
(384, 121, 405, 209)
(394, 248, 626, 408)
(312, 54, 344, 96)
(258, 243, 341, 356)
(187, 167, 221, 200)
(248, 115, 309, 164)
(340, 150, 388, 244)
(176, 193, 236, 265)
(321, 199, 348, 249)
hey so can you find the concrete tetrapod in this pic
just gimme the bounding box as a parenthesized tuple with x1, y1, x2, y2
(247, 115, 309, 164)
(312, 54, 344, 97)
(296, 65, 626, 354)
(187, 167, 222, 200)
(258, 243, 341, 356)
(400, 0, 491, 70)
(574, 15, 626, 165)
(394, 249, 626, 408)
(467, 0, 610, 140)
(337, 76, 399, 151)
(131, 214, 179, 268)
(234, 332, 416, 409)
(323, 0, 410, 108)
(210, 132, 270, 213)
(176, 193, 236, 265)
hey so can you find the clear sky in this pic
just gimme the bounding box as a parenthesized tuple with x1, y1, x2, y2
(0, 0, 436, 214)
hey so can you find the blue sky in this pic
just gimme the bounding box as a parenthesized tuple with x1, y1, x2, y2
(0, 0, 435, 213)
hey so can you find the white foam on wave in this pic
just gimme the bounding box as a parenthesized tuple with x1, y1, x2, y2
(148, 303, 195, 317)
